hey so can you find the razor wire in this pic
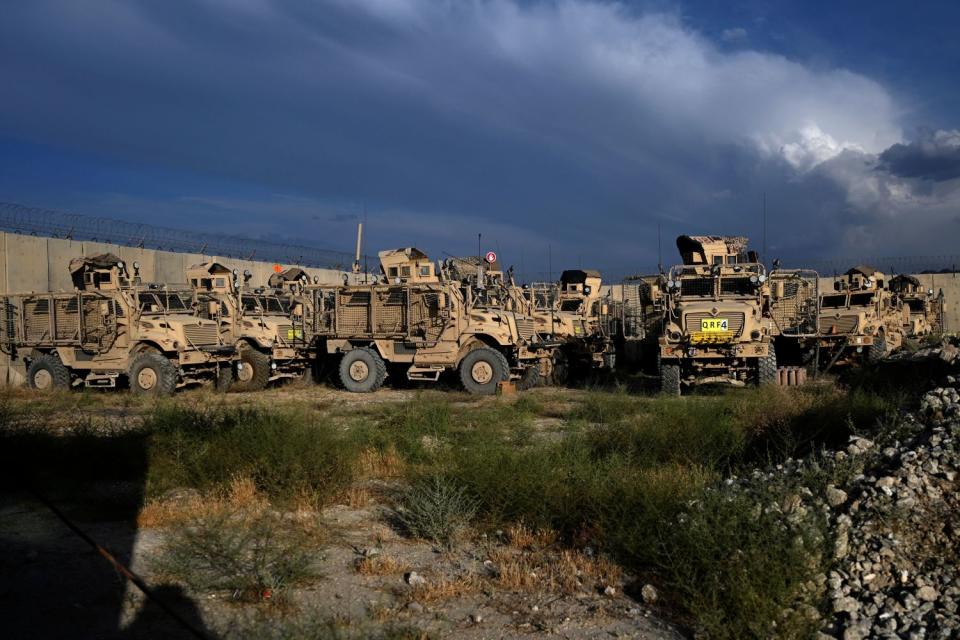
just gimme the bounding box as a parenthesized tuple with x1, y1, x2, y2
(0, 202, 374, 270)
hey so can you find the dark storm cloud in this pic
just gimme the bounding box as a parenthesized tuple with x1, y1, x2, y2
(0, 0, 954, 274)
(878, 131, 960, 181)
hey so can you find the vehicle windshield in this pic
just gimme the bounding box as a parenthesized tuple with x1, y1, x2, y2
(849, 292, 876, 307)
(906, 299, 926, 313)
(138, 292, 189, 313)
(820, 294, 847, 309)
(241, 295, 289, 315)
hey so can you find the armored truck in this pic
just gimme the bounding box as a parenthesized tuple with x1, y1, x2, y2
(814, 266, 905, 367)
(0, 254, 234, 394)
(658, 236, 777, 394)
(306, 247, 549, 394)
(186, 262, 311, 391)
(521, 269, 619, 381)
(889, 274, 944, 338)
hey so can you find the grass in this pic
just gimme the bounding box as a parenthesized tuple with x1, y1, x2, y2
(0, 380, 904, 638)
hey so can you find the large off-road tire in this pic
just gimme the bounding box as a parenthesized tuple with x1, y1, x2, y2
(659, 357, 681, 396)
(26, 354, 71, 391)
(338, 347, 387, 393)
(867, 337, 887, 364)
(215, 364, 234, 393)
(548, 350, 569, 387)
(757, 345, 778, 387)
(459, 347, 509, 395)
(517, 364, 541, 391)
(129, 353, 177, 396)
(231, 346, 271, 392)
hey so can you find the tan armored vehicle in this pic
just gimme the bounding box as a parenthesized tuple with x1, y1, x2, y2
(658, 236, 777, 394)
(0, 254, 234, 394)
(186, 262, 311, 391)
(306, 247, 547, 394)
(521, 269, 619, 379)
(619, 274, 667, 368)
(815, 266, 905, 366)
(889, 274, 944, 338)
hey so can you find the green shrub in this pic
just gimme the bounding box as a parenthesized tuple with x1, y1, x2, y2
(395, 475, 478, 548)
(145, 405, 357, 506)
(155, 506, 322, 602)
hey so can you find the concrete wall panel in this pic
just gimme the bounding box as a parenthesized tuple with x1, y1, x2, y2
(47, 237, 83, 292)
(7, 234, 50, 293)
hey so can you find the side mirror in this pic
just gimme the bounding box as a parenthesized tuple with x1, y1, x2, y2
(208, 301, 219, 317)
(293, 303, 304, 316)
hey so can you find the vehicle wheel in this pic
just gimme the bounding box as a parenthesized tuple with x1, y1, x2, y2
(459, 347, 509, 395)
(867, 337, 887, 364)
(129, 353, 177, 396)
(27, 354, 71, 391)
(338, 347, 387, 393)
(215, 364, 233, 393)
(549, 350, 569, 386)
(659, 357, 681, 396)
(757, 345, 778, 386)
(517, 364, 541, 391)
(231, 346, 271, 392)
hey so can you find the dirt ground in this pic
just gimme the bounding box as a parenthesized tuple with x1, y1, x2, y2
(0, 385, 684, 640)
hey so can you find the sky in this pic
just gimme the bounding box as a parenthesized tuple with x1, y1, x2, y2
(1, 0, 959, 280)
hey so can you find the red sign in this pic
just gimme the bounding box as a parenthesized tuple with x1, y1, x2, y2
(272, 264, 283, 273)
(484, 251, 497, 264)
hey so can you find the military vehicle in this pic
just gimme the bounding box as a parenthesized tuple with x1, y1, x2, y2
(814, 266, 905, 367)
(658, 236, 777, 395)
(520, 269, 619, 380)
(889, 274, 944, 338)
(0, 254, 234, 394)
(305, 247, 549, 394)
(619, 274, 666, 368)
(186, 262, 312, 391)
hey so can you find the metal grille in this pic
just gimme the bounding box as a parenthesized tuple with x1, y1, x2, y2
(683, 312, 745, 336)
(680, 278, 713, 297)
(338, 290, 371, 334)
(23, 298, 52, 342)
(183, 323, 220, 346)
(769, 271, 819, 336)
(409, 291, 443, 342)
(821, 316, 859, 335)
(515, 317, 536, 341)
(374, 289, 407, 334)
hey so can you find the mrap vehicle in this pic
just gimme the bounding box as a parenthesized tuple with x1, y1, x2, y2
(0, 254, 234, 394)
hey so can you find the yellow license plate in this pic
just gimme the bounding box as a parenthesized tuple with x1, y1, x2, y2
(700, 318, 730, 332)
(287, 328, 303, 340)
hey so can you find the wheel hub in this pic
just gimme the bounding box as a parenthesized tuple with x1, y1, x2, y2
(470, 361, 494, 385)
(349, 360, 370, 382)
(33, 369, 52, 390)
(236, 362, 253, 382)
(137, 367, 157, 390)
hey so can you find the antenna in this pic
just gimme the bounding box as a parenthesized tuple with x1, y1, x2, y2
(352, 222, 363, 274)
(657, 222, 663, 274)
(762, 191, 767, 267)
(548, 244, 552, 283)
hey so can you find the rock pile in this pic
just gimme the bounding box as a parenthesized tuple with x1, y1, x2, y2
(717, 382, 959, 639)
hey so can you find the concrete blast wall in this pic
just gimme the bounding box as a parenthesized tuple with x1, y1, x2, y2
(0, 232, 351, 385)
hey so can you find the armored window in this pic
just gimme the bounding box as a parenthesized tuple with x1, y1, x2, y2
(680, 278, 713, 297)
(164, 294, 187, 311)
(215, 278, 226, 288)
(241, 296, 261, 313)
(388, 267, 399, 277)
(720, 277, 753, 296)
(849, 293, 874, 306)
(820, 294, 847, 309)
(200, 278, 213, 290)
(713, 256, 724, 265)
(264, 297, 288, 313)
(906, 299, 925, 312)
(401, 266, 411, 277)
(560, 300, 582, 312)
(419, 266, 431, 277)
